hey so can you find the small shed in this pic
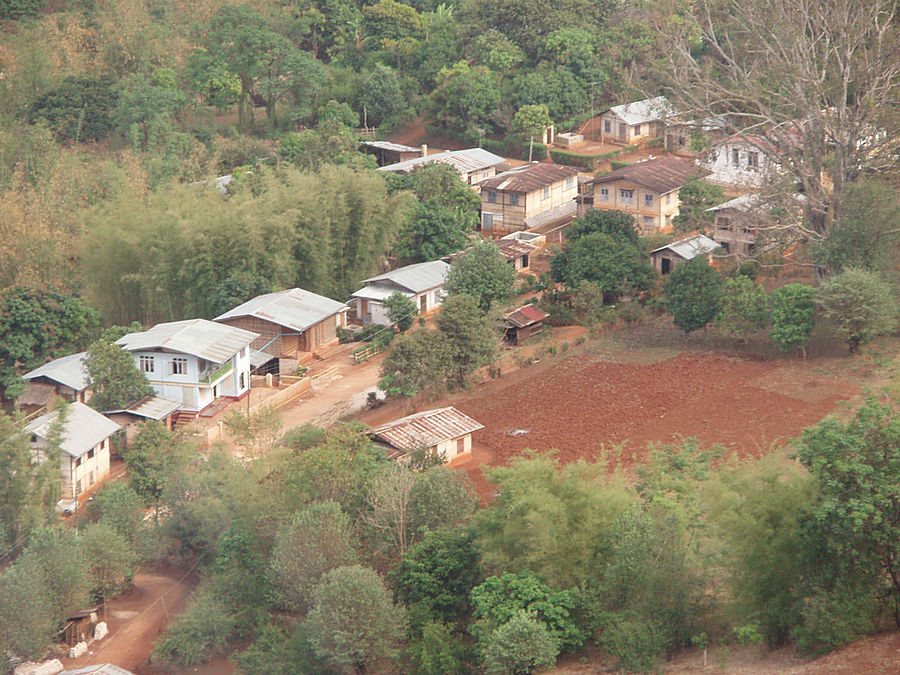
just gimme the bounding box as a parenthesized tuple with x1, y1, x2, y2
(367, 407, 484, 462)
(504, 304, 550, 344)
(649, 234, 721, 274)
(103, 395, 180, 445)
(63, 607, 100, 647)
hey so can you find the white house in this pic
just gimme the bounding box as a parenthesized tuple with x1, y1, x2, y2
(367, 407, 484, 462)
(116, 319, 258, 413)
(377, 148, 507, 187)
(351, 260, 449, 326)
(701, 135, 778, 188)
(25, 401, 121, 513)
(598, 96, 675, 144)
(20, 351, 92, 411)
(649, 234, 721, 274)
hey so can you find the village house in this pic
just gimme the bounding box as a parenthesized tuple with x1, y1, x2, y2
(103, 395, 180, 445)
(116, 319, 257, 414)
(351, 260, 449, 325)
(476, 163, 580, 235)
(377, 147, 506, 187)
(361, 140, 424, 166)
(25, 401, 121, 513)
(706, 194, 764, 259)
(598, 96, 675, 144)
(649, 234, 721, 274)
(367, 406, 484, 462)
(585, 156, 703, 234)
(20, 352, 92, 413)
(215, 288, 347, 374)
(701, 134, 778, 188)
(444, 237, 539, 273)
(504, 304, 550, 344)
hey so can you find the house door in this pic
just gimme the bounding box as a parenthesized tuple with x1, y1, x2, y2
(661, 258, 671, 274)
(482, 213, 493, 231)
(619, 122, 627, 140)
(420, 294, 428, 312)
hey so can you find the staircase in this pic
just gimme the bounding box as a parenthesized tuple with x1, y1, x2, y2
(171, 410, 198, 430)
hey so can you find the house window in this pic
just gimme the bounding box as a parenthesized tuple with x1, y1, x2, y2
(634, 124, 643, 135)
(599, 188, 609, 201)
(565, 176, 574, 189)
(643, 215, 655, 229)
(644, 193, 654, 207)
(89, 471, 94, 486)
(75, 456, 82, 468)
(665, 193, 671, 205)
(619, 189, 634, 204)
(542, 186, 550, 200)
(240, 372, 246, 390)
(87, 448, 94, 460)
(486, 190, 496, 204)
(731, 148, 740, 167)
(30, 434, 37, 443)
(747, 151, 759, 170)
(509, 193, 519, 206)
(139, 355, 154, 373)
(172, 357, 187, 375)
(482, 213, 493, 230)
(604, 119, 611, 133)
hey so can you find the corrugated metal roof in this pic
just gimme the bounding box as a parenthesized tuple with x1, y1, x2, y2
(606, 96, 675, 126)
(215, 288, 346, 333)
(377, 148, 506, 175)
(117, 319, 258, 363)
(496, 239, 537, 259)
(504, 304, 549, 328)
(105, 395, 180, 420)
(25, 402, 121, 458)
(23, 351, 90, 391)
(706, 193, 761, 213)
(351, 284, 415, 302)
(523, 200, 577, 229)
(650, 234, 721, 260)
(591, 156, 704, 194)
(360, 260, 449, 294)
(61, 665, 136, 675)
(478, 163, 579, 193)
(368, 407, 484, 454)
(362, 140, 420, 153)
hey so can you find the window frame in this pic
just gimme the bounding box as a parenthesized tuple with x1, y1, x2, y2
(172, 357, 188, 375)
(139, 355, 154, 373)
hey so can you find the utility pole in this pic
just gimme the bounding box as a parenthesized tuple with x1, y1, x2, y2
(588, 81, 602, 143)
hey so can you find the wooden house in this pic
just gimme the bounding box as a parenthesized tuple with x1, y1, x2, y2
(361, 140, 424, 166)
(20, 352, 92, 413)
(477, 163, 580, 235)
(598, 96, 674, 144)
(351, 260, 449, 325)
(504, 304, 549, 344)
(103, 395, 179, 445)
(649, 234, 720, 274)
(367, 407, 484, 462)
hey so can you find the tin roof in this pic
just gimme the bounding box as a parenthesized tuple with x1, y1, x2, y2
(23, 351, 90, 391)
(591, 156, 704, 194)
(378, 148, 506, 175)
(25, 402, 121, 458)
(362, 140, 421, 153)
(117, 319, 258, 363)
(706, 193, 761, 213)
(605, 96, 675, 126)
(215, 288, 346, 333)
(650, 234, 721, 260)
(478, 163, 580, 193)
(359, 260, 449, 294)
(368, 407, 484, 454)
(104, 395, 180, 420)
(61, 665, 136, 675)
(504, 303, 549, 329)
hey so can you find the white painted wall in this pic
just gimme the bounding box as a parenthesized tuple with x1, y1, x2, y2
(702, 140, 776, 187)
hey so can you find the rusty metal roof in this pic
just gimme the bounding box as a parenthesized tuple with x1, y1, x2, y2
(215, 288, 346, 333)
(478, 163, 580, 193)
(117, 319, 258, 363)
(504, 304, 549, 328)
(367, 407, 484, 454)
(591, 156, 705, 194)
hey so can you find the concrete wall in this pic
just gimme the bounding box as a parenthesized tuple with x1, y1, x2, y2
(599, 114, 663, 144)
(703, 141, 774, 187)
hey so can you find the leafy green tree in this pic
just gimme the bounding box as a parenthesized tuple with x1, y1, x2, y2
(90, 482, 145, 544)
(208, 272, 274, 317)
(379, 329, 451, 401)
(383, 291, 418, 332)
(81, 523, 137, 612)
(152, 584, 237, 667)
(223, 405, 284, 458)
(115, 72, 187, 150)
(0, 286, 99, 399)
(409, 466, 478, 539)
(17, 527, 90, 623)
(714, 276, 770, 339)
(397, 202, 472, 263)
(269, 501, 359, 614)
(407, 620, 469, 675)
(431, 61, 500, 133)
(482, 611, 559, 675)
(565, 209, 640, 246)
(233, 622, 338, 675)
(0, 554, 55, 659)
(672, 178, 725, 233)
(435, 294, 499, 385)
(0, 0, 46, 19)
(769, 284, 816, 356)
(444, 240, 516, 311)
(120, 422, 191, 517)
(512, 104, 552, 162)
(665, 257, 724, 333)
(84, 339, 154, 411)
(512, 64, 586, 121)
(550, 233, 655, 302)
(303, 565, 407, 672)
(473, 30, 525, 70)
(359, 64, 412, 129)
(818, 268, 897, 352)
(29, 76, 119, 141)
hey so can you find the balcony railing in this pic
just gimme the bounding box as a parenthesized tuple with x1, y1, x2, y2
(199, 360, 233, 384)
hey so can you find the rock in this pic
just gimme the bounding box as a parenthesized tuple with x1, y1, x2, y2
(93, 622, 108, 640)
(17, 659, 65, 675)
(67, 642, 87, 659)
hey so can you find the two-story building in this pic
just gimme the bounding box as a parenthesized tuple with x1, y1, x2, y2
(351, 260, 449, 325)
(476, 163, 580, 235)
(377, 147, 506, 187)
(706, 194, 764, 259)
(585, 156, 703, 234)
(116, 319, 257, 413)
(215, 288, 347, 374)
(25, 401, 121, 513)
(598, 96, 675, 144)
(702, 135, 778, 188)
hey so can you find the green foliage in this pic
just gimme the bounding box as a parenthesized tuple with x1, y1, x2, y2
(0, 0, 45, 19)
(0, 286, 100, 398)
(549, 149, 616, 169)
(115, 73, 188, 151)
(444, 239, 516, 311)
(208, 272, 274, 318)
(84, 339, 154, 411)
(714, 276, 770, 339)
(80, 523, 138, 606)
(550, 232, 655, 302)
(600, 615, 666, 673)
(794, 582, 877, 656)
(224, 405, 284, 458)
(566, 209, 641, 246)
(30, 76, 119, 142)
(817, 268, 897, 352)
(431, 61, 500, 133)
(302, 565, 407, 672)
(512, 105, 552, 161)
(672, 178, 725, 233)
(153, 584, 237, 667)
(120, 422, 191, 514)
(90, 482, 145, 545)
(233, 622, 337, 675)
(769, 283, 816, 354)
(383, 291, 419, 332)
(397, 201, 474, 263)
(482, 611, 560, 675)
(408, 466, 478, 538)
(0, 552, 56, 659)
(435, 294, 500, 385)
(408, 620, 470, 675)
(360, 64, 413, 129)
(571, 281, 608, 325)
(665, 258, 724, 333)
(379, 328, 451, 399)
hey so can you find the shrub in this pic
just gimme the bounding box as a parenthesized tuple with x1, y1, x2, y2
(617, 299, 644, 324)
(600, 616, 666, 673)
(152, 587, 236, 667)
(482, 612, 559, 675)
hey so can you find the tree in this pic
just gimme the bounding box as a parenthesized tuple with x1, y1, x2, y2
(359, 64, 412, 129)
(80, 523, 137, 613)
(90, 482, 145, 544)
(672, 178, 725, 234)
(770, 284, 816, 356)
(29, 76, 119, 142)
(208, 272, 274, 318)
(269, 501, 359, 614)
(818, 268, 897, 352)
(0, 0, 46, 20)
(435, 294, 499, 386)
(550, 233, 655, 303)
(115, 71, 187, 151)
(303, 565, 407, 672)
(84, 339, 154, 412)
(0, 287, 99, 399)
(665, 258, 724, 333)
(713, 276, 770, 340)
(444, 240, 515, 311)
(396, 202, 473, 263)
(408, 465, 478, 538)
(564, 210, 640, 246)
(662, 0, 900, 255)
(224, 405, 284, 457)
(379, 329, 451, 402)
(512, 105, 552, 162)
(482, 612, 560, 675)
(383, 291, 418, 332)
(360, 463, 420, 561)
(0, 554, 56, 659)
(120, 422, 191, 517)
(407, 620, 469, 675)
(430, 61, 500, 133)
